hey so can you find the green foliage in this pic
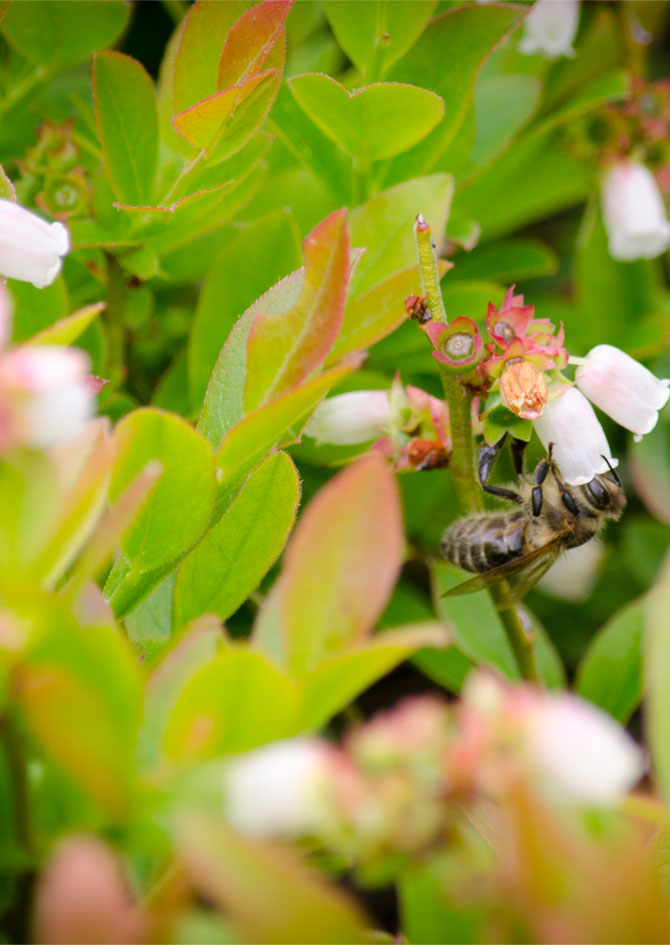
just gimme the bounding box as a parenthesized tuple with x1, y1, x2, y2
(1, 0, 669, 940)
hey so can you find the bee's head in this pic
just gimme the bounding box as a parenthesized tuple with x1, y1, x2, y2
(581, 471, 626, 519)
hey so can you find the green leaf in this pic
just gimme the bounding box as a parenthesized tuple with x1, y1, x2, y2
(575, 599, 644, 724)
(644, 551, 670, 802)
(629, 417, 670, 526)
(213, 363, 357, 479)
(175, 452, 300, 627)
(0, 165, 15, 201)
(467, 73, 541, 172)
(17, 594, 140, 817)
(25, 302, 105, 347)
(30, 421, 114, 587)
(348, 174, 453, 297)
(413, 645, 474, 694)
(278, 454, 403, 674)
(450, 239, 557, 284)
(109, 408, 216, 572)
(93, 51, 159, 206)
(8, 278, 68, 343)
(382, 3, 525, 185)
(172, 70, 275, 150)
(290, 74, 444, 165)
(188, 210, 302, 409)
(322, 0, 437, 79)
(217, 0, 291, 90)
(162, 647, 300, 763)
(177, 816, 369, 945)
(483, 405, 533, 445)
(431, 561, 563, 687)
(243, 209, 350, 411)
(140, 621, 222, 770)
(300, 624, 449, 730)
(1, 1, 130, 67)
(172, 0, 248, 114)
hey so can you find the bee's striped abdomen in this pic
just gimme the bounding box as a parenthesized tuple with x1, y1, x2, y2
(441, 512, 526, 573)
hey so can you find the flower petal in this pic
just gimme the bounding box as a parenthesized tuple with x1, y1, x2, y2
(534, 386, 618, 485)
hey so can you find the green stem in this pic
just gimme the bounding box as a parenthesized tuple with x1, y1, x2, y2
(104, 254, 127, 387)
(414, 215, 447, 324)
(416, 216, 540, 683)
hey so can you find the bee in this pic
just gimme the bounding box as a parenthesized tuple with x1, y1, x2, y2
(441, 437, 626, 601)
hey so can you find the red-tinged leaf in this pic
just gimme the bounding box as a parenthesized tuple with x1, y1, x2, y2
(217, 0, 292, 90)
(279, 453, 403, 674)
(172, 71, 275, 149)
(93, 51, 158, 206)
(177, 816, 370, 945)
(326, 262, 448, 365)
(213, 361, 361, 480)
(172, 0, 249, 115)
(243, 209, 350, 411)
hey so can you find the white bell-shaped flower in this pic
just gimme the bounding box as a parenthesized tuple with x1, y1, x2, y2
(602, 162, 670, 261)
(533, 386, 618, 485)
(576, 344, 669, 441)
(223, 738, 332, 838)
(518, 0, 580, 58)
(0, 199, 70, 288)
(305, 390, 390, 445)
(526, 693, 645, 804)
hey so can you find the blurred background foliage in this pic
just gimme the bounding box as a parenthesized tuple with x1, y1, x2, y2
(0, 0, 669, 941)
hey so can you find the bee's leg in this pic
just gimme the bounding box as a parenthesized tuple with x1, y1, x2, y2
(546, 455, 580, 515)
(510, 437, 527, 476)
(531, 455, 551, 516)
(478, 435, 522, 504)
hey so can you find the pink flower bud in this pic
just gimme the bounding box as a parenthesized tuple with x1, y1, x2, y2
(0, 198, 70, 288)
(575, 344, 669, 440)
(0, 345, 93, 450)
(305, 390, 390, 445)
(31, 835, 144, 944)
(601, 162, 670, 261)
(533, 386, 618, 485)
(518, 0, 580, 59)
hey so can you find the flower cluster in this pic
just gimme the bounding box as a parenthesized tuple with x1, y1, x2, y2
(305, 376, 451, 471)
(221, 673, 644, 868)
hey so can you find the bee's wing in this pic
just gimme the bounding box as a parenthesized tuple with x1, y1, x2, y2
(441, 540, 562, 603)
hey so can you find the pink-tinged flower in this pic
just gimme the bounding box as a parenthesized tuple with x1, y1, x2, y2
(0, 198, 70, 287)
(519, 0, 580, 59)
(0, 288, 96, 452)
(533, 386, 618, 485)
(575, 344, 669, 440)
(459, 672, 644, 805)
(426, 316, 483, 372)
(602, 162, 670, 261)
(486, 286, 535, 348)
(0, 346, 93, 450)
(223, 738, 334, 838)
(525, 693, 645, 804)
(305, 390, 390, 445)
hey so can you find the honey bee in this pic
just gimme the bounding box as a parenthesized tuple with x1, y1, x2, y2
(441, 438, 626, 601)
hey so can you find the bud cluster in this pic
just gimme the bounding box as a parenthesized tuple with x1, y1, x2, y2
(222, 673, 644, 873)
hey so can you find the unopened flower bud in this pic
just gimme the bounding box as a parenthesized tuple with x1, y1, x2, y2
(0, 198, 70, 288)
(500, 360, 548, 420)
(305, 390, 390, 445)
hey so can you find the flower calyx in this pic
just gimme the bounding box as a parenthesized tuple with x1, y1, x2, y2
(426, 316, 483, 373)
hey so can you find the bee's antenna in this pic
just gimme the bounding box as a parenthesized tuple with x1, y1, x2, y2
(601, 454, 621, 485)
